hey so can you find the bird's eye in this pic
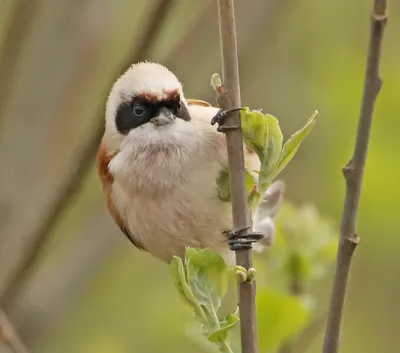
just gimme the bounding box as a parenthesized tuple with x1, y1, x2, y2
(133, 104, 145, 117)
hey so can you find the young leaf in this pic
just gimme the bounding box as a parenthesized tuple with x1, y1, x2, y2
(186, 249, 228, 305)
(211, 73, 223, 91)
(207, 314, 239, 343)
(240, 108, 268, 160)
(170, 256, 208, 324)
(217, 168, 231, 202)
(245, 170, 258, 197)
(217, 167, 258, 202)
(263, 114, 283, 175)
(185, 247, 200, 264)
(171, 249, 236, 353)
(270, 110, 318, 180)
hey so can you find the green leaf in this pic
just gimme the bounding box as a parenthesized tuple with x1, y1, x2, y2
(257, 290, 310, 352)
(187, 249, 228, 305)
(171, 248, 236, 353)
(240, 107, 269, 160)
(245, 170, 258, 197)
(170, 255, 208, 324)
(211, 73, 222, 90)
(185, 247, 200, 264)
(270, 111, 318, 180)
(265, 114, 283, 169)
(207, 314, 239, 343)
(170, 255, 188, 300)
(217, 168, 231, 202)
(217, 167, 258, 202)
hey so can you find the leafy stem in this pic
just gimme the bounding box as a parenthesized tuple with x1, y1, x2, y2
(218, 340, 235, 353)
(171, 249, 238, 353)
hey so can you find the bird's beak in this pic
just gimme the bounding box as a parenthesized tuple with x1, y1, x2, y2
(150, 107, 175, 126)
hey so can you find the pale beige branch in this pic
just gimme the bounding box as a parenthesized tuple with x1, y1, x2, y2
(216, 1, 259, 353)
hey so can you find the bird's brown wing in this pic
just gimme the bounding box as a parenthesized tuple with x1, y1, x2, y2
(96, 142, 146, 250)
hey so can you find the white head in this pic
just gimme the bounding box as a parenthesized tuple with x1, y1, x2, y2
(102, 62, 200, 191)
(104, 61, 193, 153)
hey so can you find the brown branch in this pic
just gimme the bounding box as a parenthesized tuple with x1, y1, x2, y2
(322, 1, 388, 353)
(0, 311, 29, 353)
(0, 0, 174, 310)
(216, 1, 259, 353)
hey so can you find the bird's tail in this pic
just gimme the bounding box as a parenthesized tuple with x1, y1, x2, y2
(252, 180, 285, 252)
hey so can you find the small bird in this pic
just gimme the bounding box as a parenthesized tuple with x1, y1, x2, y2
(97, 62, 284, 264)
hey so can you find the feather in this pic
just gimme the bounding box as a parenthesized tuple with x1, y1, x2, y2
(96, 141, 146, 250)
(252, 180, 285, 251)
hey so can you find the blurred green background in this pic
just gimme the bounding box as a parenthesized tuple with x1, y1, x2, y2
(0, 0, 398, 352)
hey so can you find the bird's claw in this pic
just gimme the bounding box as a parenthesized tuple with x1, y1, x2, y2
(225, 226, 264, 251)
(210, 107, 244, 133)
(235, 265, 257, 282)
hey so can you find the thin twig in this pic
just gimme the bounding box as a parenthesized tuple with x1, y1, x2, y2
(322, 1, 388, 353)
(216, 1, 259, 353)
(0, 311, 29, 353)
(0, 0, 174, 309)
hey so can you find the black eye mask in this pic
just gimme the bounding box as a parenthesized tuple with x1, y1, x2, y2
(115, 97, 191, 135)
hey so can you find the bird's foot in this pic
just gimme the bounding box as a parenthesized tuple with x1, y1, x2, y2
(225, 226, 264, 251)
(235, 266, 257, 282)
(223, 227, 262, 282)
(210, 107, 244, 132)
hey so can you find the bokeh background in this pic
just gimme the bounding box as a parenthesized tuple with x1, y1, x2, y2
(0, 0, 398, 352)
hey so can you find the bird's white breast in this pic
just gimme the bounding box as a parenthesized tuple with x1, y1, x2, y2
(108, 117, 232, 262)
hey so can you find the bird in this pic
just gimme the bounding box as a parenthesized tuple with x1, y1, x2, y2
(97, 61, 284, 264)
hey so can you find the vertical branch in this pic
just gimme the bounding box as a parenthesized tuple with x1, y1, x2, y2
(216, 1, 259, 353)
(322, 1, 388, 353)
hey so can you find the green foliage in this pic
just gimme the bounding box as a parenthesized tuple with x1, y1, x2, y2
(181, 104, 324, 352)
(171, 248, 238, 353)
(265, 202, 338, 287)
(170, 202, 338, 353)
(240, 108, 318, 195)
(207, 314, 239, 343)
(250, 201, 338, 351)
(240, 109, 269, 160)
(211, 73, 223, 91)
(270, 111, 318, 182)
(257, 290, 310, 352)
(217, 167, 258, 203)
(216, 108, 318, 212)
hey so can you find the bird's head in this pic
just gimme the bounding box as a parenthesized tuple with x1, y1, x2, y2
(103, 62, 192, 153)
